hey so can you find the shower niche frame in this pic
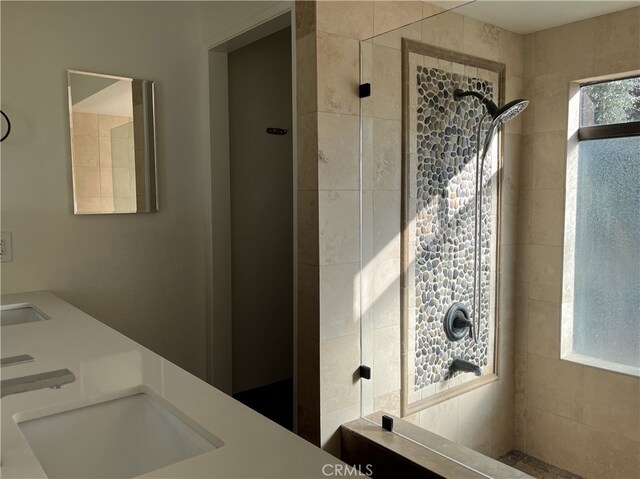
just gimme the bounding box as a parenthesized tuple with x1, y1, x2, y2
(400, 39, 505, 417)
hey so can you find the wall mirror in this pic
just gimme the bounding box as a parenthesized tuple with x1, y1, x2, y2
(67, 70, 157, 214)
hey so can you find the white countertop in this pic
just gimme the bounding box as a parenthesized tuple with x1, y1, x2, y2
(1, 291, 343, 479)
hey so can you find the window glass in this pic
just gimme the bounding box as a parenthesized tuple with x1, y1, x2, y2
(580, 77, 640, 127)
(572, 136, 640, 367)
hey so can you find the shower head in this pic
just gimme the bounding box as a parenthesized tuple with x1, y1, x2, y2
(453, 89, 529, 125)
(493, 98, 529, 125)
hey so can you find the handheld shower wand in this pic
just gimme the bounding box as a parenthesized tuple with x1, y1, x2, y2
(453, 89, 528, 342)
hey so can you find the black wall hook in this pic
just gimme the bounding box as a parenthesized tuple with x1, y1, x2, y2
(0, 110, 11, 142)
(266, 127, 287, 136)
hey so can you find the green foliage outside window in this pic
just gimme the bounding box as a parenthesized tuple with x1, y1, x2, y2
(581, 77, 640, 126)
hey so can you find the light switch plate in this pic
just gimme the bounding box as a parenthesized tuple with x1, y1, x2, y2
(1, 232, 13, 262)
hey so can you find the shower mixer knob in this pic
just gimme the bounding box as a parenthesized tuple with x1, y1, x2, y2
(444, 302, 472, 342)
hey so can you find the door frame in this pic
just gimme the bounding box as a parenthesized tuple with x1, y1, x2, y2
(200, 1, 297, 430)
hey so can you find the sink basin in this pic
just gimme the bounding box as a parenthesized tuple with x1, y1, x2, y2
(1, 304, 49, 326)
(17, 393, 222, 478)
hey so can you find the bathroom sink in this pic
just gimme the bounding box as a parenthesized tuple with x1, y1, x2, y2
(17, 393, 222, 478)
(1, 304, 49, 326)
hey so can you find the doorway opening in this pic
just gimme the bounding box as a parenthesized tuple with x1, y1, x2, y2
(208, 12, 295, 431)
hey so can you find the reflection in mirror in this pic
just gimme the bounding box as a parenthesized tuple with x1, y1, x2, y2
(67, 70, 157, 214)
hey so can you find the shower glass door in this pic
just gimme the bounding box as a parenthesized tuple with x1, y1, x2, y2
(359, 2, 515, 472)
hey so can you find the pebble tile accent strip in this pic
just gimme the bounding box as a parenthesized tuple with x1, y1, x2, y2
(411, 65, 496, 390)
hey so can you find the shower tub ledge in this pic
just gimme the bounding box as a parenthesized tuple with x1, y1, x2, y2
(341, 413, 532, 479)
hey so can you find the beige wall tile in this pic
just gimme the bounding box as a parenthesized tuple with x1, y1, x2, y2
(583, 367, 640, 442)
(525, 407, 558, 465)
(318, 190, 359, 265)
(420, 397, 459, 442)
(373, 324, 400, 397)
(320, 333, 360, 413)
(98, 115, 132, 138)
(320, 403, 360, 455)
(553, 360, 584, 422)
(499, 29, 524, 79)
(532, 72, 571, 133)
(491, 399, 514, 459)
(317, 112, 359, 190)
(296, 33, 317, 116)
(361, 189, 374, 265)
(533, 18, 596, 76)
(298, 190, 319, 265)
(99, 136, 112, 168)
(583, 423, 640, 479)
(360, 39, 373, 95)
(523, 34, 535, 81)
(422, 2, 445, 20)
(295, 0, 316, 39)
(372, 256, 400, 329)
(528, 244, 562, 302)
(513, 282, 529, 352)
(319, 262, 360, 340)
(297, 112, 318, 191)
(530, 131, 567, 190)
(526, 353, 555, 413)
(100, 196, 114, 213)
(527, 299, 560, 359)
(516, 188, 531, 248)
(317, 32, 359, 115)
(372, 21, 421, 50)
(594, 7, 640, 76)
(500, 194, 518, 247)
(75, 196, 101, 214)
(72, 112, 98, 137)
(531, 188, 564, 247)
(458, 411, 492, 456)
(550, 415, 590, 477)
(317, 1, 373, 40)
(299, 263, 320, 341)
(462, 15, 500, 62)
(373, 389, 401, 417)
(514, 287, 528, 354)
(361, 116, 374, 190)
(73, 166, 101, 197)
(373, 1, 422, 36)
(421, 10, 463, 52)
(72, 134, 100, 167)
(513, 352, 527, 451)
(505, 76, 524, 134)
(100, 168, 114, 198)
(372, 118, 401, 189)
(372, 189, 400, 259)
(371, 44, 401, 120)
(458, 382, 495, 426)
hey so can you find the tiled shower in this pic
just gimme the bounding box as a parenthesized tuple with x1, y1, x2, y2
(357, 3, 639, 478)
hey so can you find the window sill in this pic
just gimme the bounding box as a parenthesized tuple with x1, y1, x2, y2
(561, 352, 640, 378)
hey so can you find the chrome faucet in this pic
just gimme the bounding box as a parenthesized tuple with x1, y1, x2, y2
(1, 369, 76, 398)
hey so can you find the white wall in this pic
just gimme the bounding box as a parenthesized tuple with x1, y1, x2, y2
(1, 2, 208, 377)
(199, 1, 283, 45)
